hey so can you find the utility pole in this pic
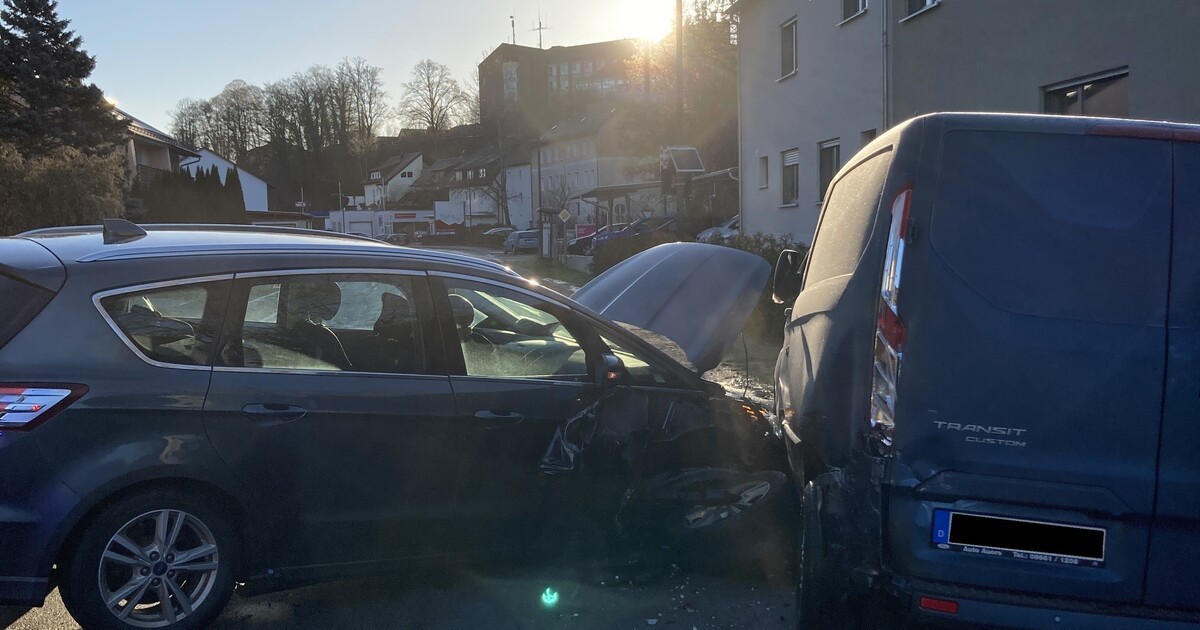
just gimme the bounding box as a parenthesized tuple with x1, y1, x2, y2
(675, 0, 684, 143)
(338, 180, 346, 234)
(511, 15, 516, 45)
(674, 0, 686, 238)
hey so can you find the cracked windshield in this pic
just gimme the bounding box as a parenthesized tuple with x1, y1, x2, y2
(2, 0, 1199, 628)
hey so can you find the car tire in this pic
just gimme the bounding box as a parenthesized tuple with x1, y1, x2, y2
(59, 488, 239, 630)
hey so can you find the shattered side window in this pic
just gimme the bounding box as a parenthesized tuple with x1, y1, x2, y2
(444, 280, 590, 381)
(600, 333, 671, 386)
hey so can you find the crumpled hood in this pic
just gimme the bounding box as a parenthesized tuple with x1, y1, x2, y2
(573, 242, 771, 373)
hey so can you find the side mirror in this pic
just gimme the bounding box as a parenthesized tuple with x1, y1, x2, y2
(594, 353, 626, 388)
(772, 249, 804, 305)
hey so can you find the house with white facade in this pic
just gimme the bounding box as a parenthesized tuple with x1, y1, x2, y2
(362, 153, 423, 210)
(731, 0, 1200, 244)
(446, 146, 505, 230)
(182, 149, 273, 213)
(532, 108, 660, 232)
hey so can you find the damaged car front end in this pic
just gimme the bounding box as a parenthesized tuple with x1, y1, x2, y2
(530, 243, 792, 563)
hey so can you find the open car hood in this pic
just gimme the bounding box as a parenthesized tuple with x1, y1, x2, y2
(573, 242, 771, 374)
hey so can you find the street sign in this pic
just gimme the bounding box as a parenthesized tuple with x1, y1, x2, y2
(295, 201, 308, 208)
(558, 209, 572, 223)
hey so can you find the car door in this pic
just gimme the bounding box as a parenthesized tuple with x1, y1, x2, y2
(202, 269, 460, 571)
(429, 274, 605, 557)
(1144, 140, 1200, 609)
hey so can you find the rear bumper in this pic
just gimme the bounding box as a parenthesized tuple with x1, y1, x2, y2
(900, 579, 1200, 629)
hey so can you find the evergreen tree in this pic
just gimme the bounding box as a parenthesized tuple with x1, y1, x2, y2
(0, 0, 128, 155)
(224, 166, 247, 223)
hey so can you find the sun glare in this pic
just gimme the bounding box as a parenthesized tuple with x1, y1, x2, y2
(622, 0, 675, 42)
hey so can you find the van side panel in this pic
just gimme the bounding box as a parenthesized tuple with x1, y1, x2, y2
(887, 128, 1172, 602)
(1143, 141, 1200, 610)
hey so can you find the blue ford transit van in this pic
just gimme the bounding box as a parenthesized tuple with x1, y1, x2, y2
(772, 112, 1200, 628)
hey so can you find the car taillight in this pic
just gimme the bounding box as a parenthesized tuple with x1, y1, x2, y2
(0, 384, 87, 431)
(868, 187, 912, 457)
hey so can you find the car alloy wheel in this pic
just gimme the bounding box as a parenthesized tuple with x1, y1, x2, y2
(96, 509, 220, 628)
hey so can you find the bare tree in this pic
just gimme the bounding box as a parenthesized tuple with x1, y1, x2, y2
(463, 67, 482, 126)
(400, 59, 466, 131)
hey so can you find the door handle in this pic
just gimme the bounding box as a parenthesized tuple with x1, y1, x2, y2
(474, 409, 524, 423)
(243, 403, 307, 423)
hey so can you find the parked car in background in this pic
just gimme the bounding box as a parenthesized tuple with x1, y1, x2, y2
(502, 229, 540, 254)
(0, 223, 785, 629)
(568, 223, 626, 255)
(383, 233, 410, 246)
(772, 112, 1200, 628)
(695, 216, 739, 244)
(589, 217, 676, 255)
(483, 226, 515, 237)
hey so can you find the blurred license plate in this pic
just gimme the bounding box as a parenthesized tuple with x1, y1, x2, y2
(931, 510, 1105, 568)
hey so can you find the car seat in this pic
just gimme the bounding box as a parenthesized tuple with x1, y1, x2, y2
(285, 278, 353, 370)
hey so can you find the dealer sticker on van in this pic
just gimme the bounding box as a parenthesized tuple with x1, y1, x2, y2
(931, 510, 1105, 568)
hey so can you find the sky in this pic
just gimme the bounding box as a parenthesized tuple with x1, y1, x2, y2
(53, 0, 675, 133)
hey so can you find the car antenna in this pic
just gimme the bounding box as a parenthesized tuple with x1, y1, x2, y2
(102, 218, 148, 245)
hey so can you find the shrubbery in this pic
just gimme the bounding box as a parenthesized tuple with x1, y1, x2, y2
(589, 228, 807, 339)
(721, 233, 808, 339)
(0, 141, 124, 235)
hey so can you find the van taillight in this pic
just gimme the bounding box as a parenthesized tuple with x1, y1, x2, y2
(0, 384, 87, 431)
(868, 188, 912, 457)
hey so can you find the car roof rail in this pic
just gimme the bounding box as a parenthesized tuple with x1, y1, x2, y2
(20, 221, 380, 245)
(139, 223, 382, 244)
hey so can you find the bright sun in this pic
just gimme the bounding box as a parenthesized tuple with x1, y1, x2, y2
(621, 0, 675, 42)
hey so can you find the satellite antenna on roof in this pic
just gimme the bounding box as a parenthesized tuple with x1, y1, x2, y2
(510, 15, 516, 45)
(530, 10, 550, 49)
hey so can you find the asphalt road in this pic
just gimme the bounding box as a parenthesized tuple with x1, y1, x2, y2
(3, 562, 796, 630)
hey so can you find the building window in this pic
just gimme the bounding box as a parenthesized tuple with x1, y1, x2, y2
(1044, 69, 1129, 118)
(906, 0, 936, 15)
(370, 171, 381, 180)
(480, 168, 487, 178)
(780, 18, 797, 78)
(860, 129, 877, 147)
(758, 155, 769, 188)
(782, 149, 799, 204)
(842, 0, 866, 21)
(818, 140, 841, 201)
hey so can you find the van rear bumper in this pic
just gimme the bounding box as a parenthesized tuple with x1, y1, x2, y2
(901, 578, 1200, 629)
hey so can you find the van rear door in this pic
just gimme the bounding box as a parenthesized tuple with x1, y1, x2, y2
(890, 127, 1172, 603)
(1144, 140, 1200, 609)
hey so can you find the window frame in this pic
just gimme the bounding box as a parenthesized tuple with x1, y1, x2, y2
(758, 155, 769, 189)
(93, 274, 234, 371)
(780, 18, 797, 79)
(213, 268, 442, 377)
(818, 139, 841, 203)
(1043, 68, 1130, 117)
(781, 148, 800, 205)
(900, 0, 940, 21)
(840, 0, 867, 24)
